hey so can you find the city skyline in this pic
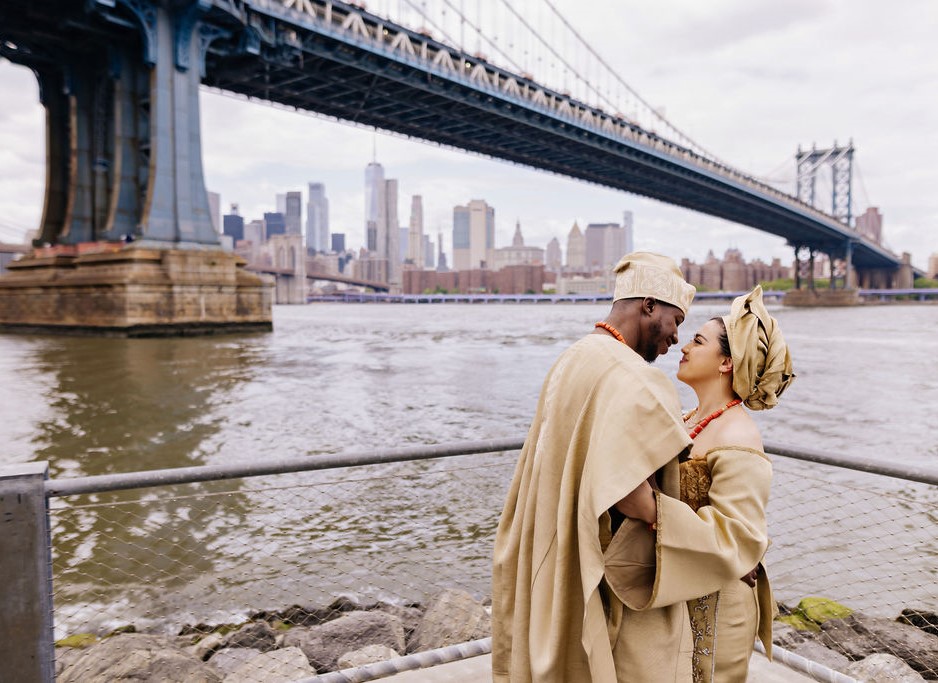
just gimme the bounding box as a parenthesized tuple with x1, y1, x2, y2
(0, 1, 935, 268)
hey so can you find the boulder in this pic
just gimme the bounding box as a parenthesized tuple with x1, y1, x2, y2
(375, 602, 423, 638)
(797, 597, 853, 624)
(410, 589, 490, 653)
(206, 648, 261, 677)
(282, 610, 405, 672)
(58, 633, 221, 683)
(771, 621, 808, 649)
(188, 633, 225, 661)
(787, 639, 851, 672)
(222, 647, 315, 683)
(221, 621, 277, 652)
(846, 653, 926, 682)
(820, 614, 938, 677)
(899, 609, 938, 637)
(336, 644, 401, 669)
(54, 647, 86, 677)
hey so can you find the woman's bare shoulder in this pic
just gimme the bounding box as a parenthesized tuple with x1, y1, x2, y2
(708, 410, 763, 451)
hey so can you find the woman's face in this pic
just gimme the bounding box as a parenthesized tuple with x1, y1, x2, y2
(676, 318, 729, 386)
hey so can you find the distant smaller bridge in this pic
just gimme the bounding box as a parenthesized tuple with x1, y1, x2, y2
(308, 291, 790, 305)
(245, 265, 390, 292)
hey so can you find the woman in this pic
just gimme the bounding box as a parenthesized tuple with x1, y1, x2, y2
(675, 285, 794, 682)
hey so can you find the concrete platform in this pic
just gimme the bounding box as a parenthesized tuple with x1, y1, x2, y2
(378, 651, 820, 682)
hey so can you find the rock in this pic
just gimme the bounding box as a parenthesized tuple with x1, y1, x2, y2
(56, 633, 99, 648)
(410, 589, 490, 653)
(776, 613, 821, 632)
(54, 647, 86, 677)
(845, 653, 926, 682)
(771, 621, 808, 648)
(797, 597, 853, 624)
(820, 613, 938, 677)
(222, 647, 315, 683)
(336, 644, 401, 669)
(221, 621, 277, 652)
(188, 633, 225, 661)
(898, 608, 938, 637)
(282, 610, 405, 672)
(206, 648, 261, 677)
(375, 602, 423, 638)
(788, 639, 852, 672)
(58, 633, 222, 683)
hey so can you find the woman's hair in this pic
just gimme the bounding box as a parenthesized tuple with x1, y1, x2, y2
(710, 317, 732, 358)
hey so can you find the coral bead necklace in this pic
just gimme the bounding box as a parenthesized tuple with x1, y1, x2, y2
(594, 321, 626, 343)
(683, 399, 742, 439)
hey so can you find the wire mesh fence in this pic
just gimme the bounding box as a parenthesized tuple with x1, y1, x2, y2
(40, 444, 938, 682)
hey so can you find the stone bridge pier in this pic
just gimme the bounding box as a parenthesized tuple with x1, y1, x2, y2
(0, 0, 271, 335)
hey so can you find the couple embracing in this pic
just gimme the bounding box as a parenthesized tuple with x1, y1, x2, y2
(492, 252, 795, 683)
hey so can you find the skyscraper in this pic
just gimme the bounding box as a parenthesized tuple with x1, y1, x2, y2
(306, 183, 329, 252)
(452, 199, 494, 270)
(364, 162, 385, 251)
(222, 204, 244, 243)
(545, 237, 562, 272)
(407, 195, 424, 266)
(207, 192, 221, 234)
(284, 191, 303, 237)
(585, 222, 626, 272)
(622, 210, 635, 255)
(566, 222, 586, 270)
(263, 212, 286, 240)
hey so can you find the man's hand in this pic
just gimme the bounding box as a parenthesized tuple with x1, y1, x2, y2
(740, 566, 760, 587)
(614, 479, 657, 526)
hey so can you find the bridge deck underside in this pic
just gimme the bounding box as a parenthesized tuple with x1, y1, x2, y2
(203, 20, 896, 269)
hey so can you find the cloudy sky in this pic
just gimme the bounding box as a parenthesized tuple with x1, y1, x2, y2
(1, 0, 935, 268)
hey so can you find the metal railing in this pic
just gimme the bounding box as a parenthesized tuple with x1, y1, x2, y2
(2, 439, 935, 682)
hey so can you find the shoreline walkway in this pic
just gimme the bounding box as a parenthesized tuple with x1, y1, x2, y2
(378, 652, 821, 682)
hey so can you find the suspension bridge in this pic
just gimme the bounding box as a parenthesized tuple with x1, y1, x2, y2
(0, 0, 920, 334)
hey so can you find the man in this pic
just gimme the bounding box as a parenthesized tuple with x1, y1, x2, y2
(492, 252, 767, 682)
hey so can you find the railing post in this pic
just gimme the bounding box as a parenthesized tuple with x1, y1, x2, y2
(0, 462, 55, 682)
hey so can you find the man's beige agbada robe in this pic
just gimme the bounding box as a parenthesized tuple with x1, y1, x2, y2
(492, 334, 770, 682)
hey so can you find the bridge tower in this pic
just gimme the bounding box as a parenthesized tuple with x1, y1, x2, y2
(0, 0, 271, 335)
(787, 142, 861, 302)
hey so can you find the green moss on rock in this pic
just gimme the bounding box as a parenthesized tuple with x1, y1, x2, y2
(798, 597, 853, 624)
(776, 613, 821, 632)
(56, 633, 98, 648)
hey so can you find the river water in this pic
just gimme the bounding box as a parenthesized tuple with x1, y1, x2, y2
(2, 302, 937, 634)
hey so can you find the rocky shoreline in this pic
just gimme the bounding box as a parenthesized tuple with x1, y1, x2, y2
(54, 593, 937, 682)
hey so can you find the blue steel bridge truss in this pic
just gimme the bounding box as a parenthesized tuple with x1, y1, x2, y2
(0, 0, 909, 272)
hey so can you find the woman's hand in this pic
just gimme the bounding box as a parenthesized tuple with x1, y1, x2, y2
(614, 479, 657, 526)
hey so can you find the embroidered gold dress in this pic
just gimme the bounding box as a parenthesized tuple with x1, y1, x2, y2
(680, 448, 776, 683)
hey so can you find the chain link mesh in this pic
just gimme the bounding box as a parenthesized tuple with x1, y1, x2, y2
(49, 451, 937, 681)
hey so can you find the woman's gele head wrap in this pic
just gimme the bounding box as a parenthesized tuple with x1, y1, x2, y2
(722, 285, 795, 410)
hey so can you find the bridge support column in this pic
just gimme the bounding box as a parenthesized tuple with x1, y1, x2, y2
(0, 1, 272, 335)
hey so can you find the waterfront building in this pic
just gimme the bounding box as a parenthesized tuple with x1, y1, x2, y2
(855, 207, 883, 244)
(584, 222, 626, 273)
(222, 205, 244, 244)
(407, 195, 424, 266)
(306, 183, 329, 252)
(493, 221, 544, 271)
(452, 199, 494, 271)
(284, 191, 303, 237)
(207, 192, 221, 235)
(928, 253, 938, 279)
(565, 222, 586, 271)
(545, 237, 562, 273)
(402, 264, 544, 294)
(681, 249, 791, 291)
(556, 272, 614, 295)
